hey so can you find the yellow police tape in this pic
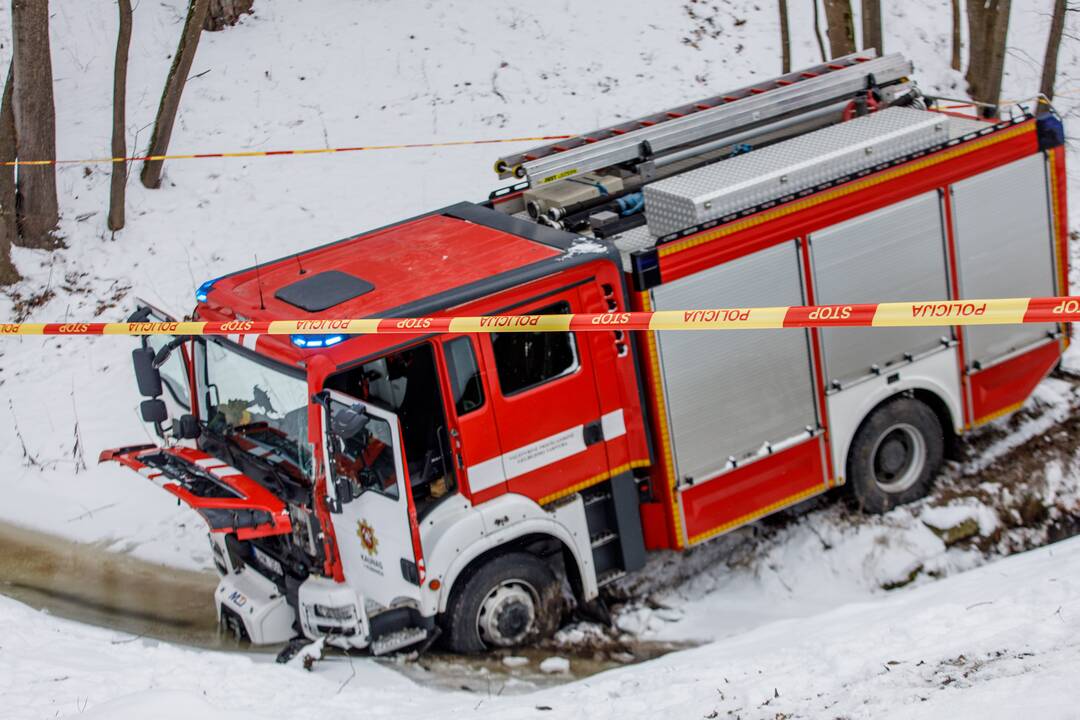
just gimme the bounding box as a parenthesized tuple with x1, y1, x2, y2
(1, 295, 1077, 337)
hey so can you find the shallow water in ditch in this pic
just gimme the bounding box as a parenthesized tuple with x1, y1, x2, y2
(379, 639, 694, 693)
(0, 521, 237, 649)
(0, 520, 688, 692)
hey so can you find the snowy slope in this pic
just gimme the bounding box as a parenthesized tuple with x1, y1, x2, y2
(1, 0, 1077, 570)
(4, 533, 1079, 720)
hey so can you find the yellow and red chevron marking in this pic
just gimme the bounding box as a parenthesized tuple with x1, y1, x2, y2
(2, 296, 1077, 336)
(0, 135, 576, 168)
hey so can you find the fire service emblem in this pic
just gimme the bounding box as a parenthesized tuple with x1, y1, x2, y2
(357, 519, 379, 556)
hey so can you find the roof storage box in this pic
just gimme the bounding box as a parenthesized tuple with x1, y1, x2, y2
(642, 107, 947, 237)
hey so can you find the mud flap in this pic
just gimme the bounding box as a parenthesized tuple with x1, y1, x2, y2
(100, 445, 291, 540)
(575, 596, 613, 627)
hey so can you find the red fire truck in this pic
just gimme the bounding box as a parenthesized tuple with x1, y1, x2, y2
(103, 51, 1069, 656)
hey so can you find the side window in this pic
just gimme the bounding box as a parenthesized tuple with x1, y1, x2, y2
(444, 337, 485, 415)
(145, 335, 190, 409)
(327, 400, 398, 500)
(491, 301, 578, 396)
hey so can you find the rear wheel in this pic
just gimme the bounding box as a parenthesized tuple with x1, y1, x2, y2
(442, 552, 561, 654)
(847, 397, 944, 514)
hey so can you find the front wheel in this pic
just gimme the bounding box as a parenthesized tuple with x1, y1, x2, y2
(846, 397, 944, 514)
(441, 552, 562, 654)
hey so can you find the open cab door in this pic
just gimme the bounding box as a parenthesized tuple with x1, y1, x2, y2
(321, 389, 426, 616)
(100, 301, 293, 541)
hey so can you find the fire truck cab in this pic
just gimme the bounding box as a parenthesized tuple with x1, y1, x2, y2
(104, 51, 1070, 655)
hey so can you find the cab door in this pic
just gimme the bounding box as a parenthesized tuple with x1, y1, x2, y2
(322, 389, 424, 610)
(437, 334, 503, 502)
(478, 289, 608, 504)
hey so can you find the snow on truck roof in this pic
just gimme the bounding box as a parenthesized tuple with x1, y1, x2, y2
(198, 202, 613, 323)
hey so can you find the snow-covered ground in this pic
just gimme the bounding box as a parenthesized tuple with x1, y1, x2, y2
(2, 0, 1080, 717)
(4, 533, 1079, 719)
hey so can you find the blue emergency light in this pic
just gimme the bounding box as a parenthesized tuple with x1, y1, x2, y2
(290, 334, 345, 348)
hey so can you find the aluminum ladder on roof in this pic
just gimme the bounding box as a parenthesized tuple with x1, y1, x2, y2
(494, 50, 913, 187)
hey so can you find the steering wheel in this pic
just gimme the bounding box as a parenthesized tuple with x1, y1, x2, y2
(415, 444, 448, 487)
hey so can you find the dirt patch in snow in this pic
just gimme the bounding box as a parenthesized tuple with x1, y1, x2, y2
(931, 369, 1080, 555)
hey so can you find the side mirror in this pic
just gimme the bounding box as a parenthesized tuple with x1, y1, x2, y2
(132, 347, 163, 398)
(152, 336, 190, 370)
(175, 414, 201, 440)
(140, 398, 168, 424)
(331, 404, 370, 440)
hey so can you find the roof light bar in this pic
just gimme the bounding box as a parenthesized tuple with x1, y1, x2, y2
(291, 334, 345, 348)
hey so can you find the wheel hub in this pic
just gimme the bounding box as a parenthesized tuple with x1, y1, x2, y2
(878, 437, 908, 474)
(870, 423, 926, 494)
(477, 581, 538, 647)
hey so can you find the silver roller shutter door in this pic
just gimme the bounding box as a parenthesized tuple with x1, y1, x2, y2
(810, 191, 951, 388)
(952, 153, 1057, 368)
(651, 241, 817, 483)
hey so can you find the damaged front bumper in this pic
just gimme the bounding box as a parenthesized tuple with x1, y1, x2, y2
(102, 444, 429, 654)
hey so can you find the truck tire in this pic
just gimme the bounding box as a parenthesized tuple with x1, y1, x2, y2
(846, 397, 943, 514)
(442, 552, 561, 654)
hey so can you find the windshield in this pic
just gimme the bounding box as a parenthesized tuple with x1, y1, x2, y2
(198, 339, 313, 480)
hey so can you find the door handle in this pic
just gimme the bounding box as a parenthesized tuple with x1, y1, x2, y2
(583, 420, 603, 446)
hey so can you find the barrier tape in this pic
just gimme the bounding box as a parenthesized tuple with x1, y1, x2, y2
(5, 90, 1073, 169)
(2, 296, 1079, 337)
(0, 135, 576, 168)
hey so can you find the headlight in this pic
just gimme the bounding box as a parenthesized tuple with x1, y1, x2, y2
(313, 603, 355, 621)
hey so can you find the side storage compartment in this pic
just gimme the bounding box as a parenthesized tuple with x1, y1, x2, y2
(649, 240, 828, 545)
(809, 191, 963, 472)
(951, 153, 1061, 423)
(811, 191, 953, 389)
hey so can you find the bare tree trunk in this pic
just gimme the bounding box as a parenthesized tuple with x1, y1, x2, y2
(861, 0, 883, 52)
(204, 0, 253, 31)
(966, 0, 1011, 114)
(950, 0, 963, 71)
(812, 0, 828, 61)
(140, 0, 210, 189)
(109, 0, 133, 232)
(1039, 0, 1067, 100)
(779, 0, 792, 73)
(0, 64, 18, 285)
(823, 0, 856, 57)
(11, 0, 60, 249)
